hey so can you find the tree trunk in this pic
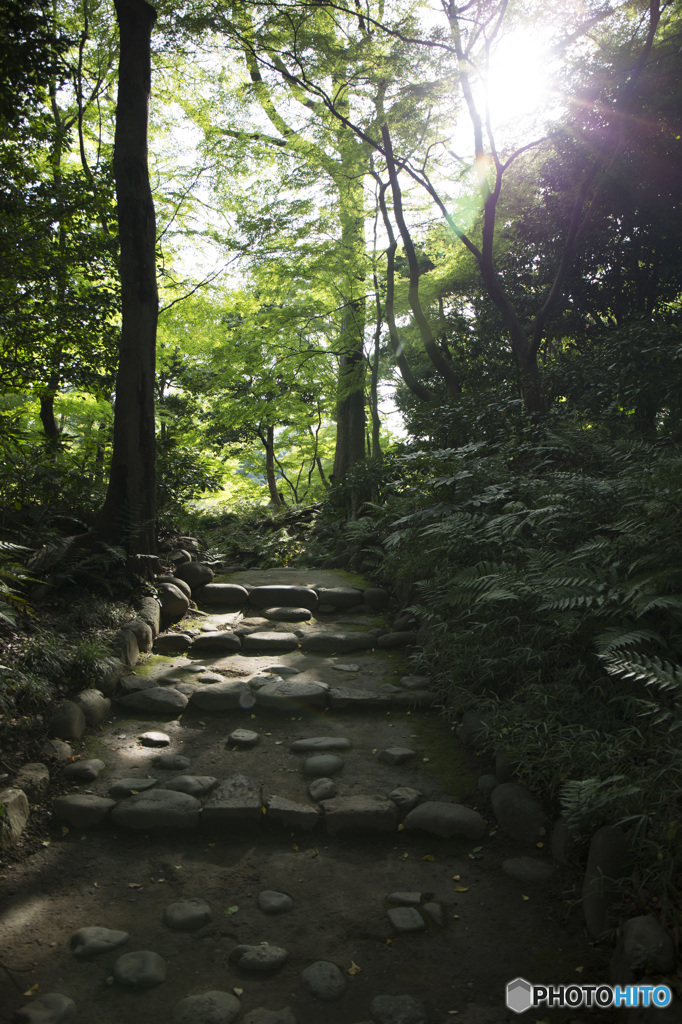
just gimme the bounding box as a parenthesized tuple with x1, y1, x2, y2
(259, 425, 283, 506)
(93, 0, 158, 554)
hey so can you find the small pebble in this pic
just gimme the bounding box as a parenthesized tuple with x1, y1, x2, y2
(228, 729, 260, 748)
(308, 778, 337, 801)
(300, 960, 347, 1001)
(164, 899, 212, 931)
(387, 907, 425, 932)
(113, 950, 167, 989)
(138, 731, 170, 747)
(257, 891, 293, 914)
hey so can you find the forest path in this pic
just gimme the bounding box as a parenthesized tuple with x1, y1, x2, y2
(0, 569, 606, 1024)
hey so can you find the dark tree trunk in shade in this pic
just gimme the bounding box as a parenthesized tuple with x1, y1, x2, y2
(94, 0, 158, 554)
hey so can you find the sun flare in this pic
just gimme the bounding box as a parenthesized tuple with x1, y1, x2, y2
(483, 27, 560, 136)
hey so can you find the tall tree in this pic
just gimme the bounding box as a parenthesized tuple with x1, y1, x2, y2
(93, 0, 158, 553)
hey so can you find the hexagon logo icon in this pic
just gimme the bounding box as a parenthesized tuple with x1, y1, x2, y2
(506, 978, 533, 1014)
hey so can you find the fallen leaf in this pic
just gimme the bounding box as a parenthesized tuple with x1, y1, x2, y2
(536, 841, 544, 848)
(224, 906, 239, 915)
(61, 826, 69, 835)
(453, 914, 460, 919)
(423, 854, 435, 861)
(198, 721, 206, 726)
(522, 894, 530, 901)
(575, 966, 584, 974)
(452, 874, 461, 881)
(385, 938, 393, 946)
(371, 748, 377, 755)
(23, 984, 39, 996)
(275, 740, 283, 745)
(422, 757, 430, 763)
(348, 961, 362, 975)
(292, 843, 299, 852)
(471, 846, 483, 853)
(453, 886, 469, 892)
(309, 849, 319, 858)
(402, 852, 409, 859)
(233, 987, 244, 996)
(127, 882, 143, 889)
(41, 839, 51, 847)
(397, 823, 405, 831)
(261, 806, 267, 815)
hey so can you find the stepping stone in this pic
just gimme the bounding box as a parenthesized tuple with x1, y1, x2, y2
(388, 788, 422, 813)
(113, 950, 167, 989)
(242, 1010, 297, 1024)
(491, 783, 545, 844)
(139, 731, 171, 747)
(202, 775, 261, 823)
(265, 665, 300, 676)
(70, 926, 129, 958)
(263, 607, 312, 622)
(194, 582, 249, 605)
(404, 801, 487, 840)
(154, 633, 193, 654)
(172, 991, 241, 1024)
(191, 632, 242, 653)
(173, 562, 214, 590)
(303, 754, 344, 777)
(301, 632, 377, 654)
(321, 796, 398, 835)
(314, 587, 364, 609)
(109, 777, 158, 798)
(378, 747, 416, 765)
(152, 754, 192, 770)
(53, 794, 115, 827)
(377, 632, 419, 648)
(387, 907, 425, 932)
(387, 892, 422, 907)
(308, 778, 337, 801)
(117, 687, 188, 714)
(399, 675, 432, 690)
(502, 857, 555, 883)
(243, 632, 299, 652)
(228, 728, 260, 748)
(265, 795, 321, 831)
(164, 775, 219, 797)
(300, 960, 347, 1001)
(256, 679, 328, 710)
(111, 789, 200, 830)
(249, 585, 318, 611)
(229, 944, 289, 972)
(257, 891, 294, 914)
(331, 663, 360, 673)
(197, 671, 232, 684)
(63, 759, 105, 782)
(290, 736, 351, 753)
(330, 687, 389, 710)
(164, 898, 212, 931)
(119, 675, 161, 695)
(14, 993, 76, 1023)
(190, 681, 255, 711)
(370, 994, 427, 1024)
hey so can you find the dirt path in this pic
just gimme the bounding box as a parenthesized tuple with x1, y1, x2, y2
(0, 569, 608, 1024)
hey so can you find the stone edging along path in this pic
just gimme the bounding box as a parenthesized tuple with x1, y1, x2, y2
(1, 564, 678, 1023)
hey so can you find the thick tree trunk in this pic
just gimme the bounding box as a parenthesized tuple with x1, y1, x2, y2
(93, 0, 158, 554)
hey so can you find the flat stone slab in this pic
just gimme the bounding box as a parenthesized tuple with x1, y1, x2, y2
(301, 632, 377, 654)
(290, 736, 351, 753)
(404, 801, 487, 840)
(152, 754, 192, 770)
(191, 632, 242, 653)
(387, 907, 425, 933)
(70, 926, 129, 958)
(109, 777, 158, 798)
(378, 747, 416, 765)
(321, 796, 398, 835)
(265, 795, 321, 831)
(194, 583, 249, 605)
(329, 687, 390, 710)
(263, 607, 312, 622)
(370, 994, 427, 1024)
(139, 731, 171, 747)
(300, 960, 347, 1001)
(14, 993, 76, 1023)
(117, 687, 188, 714)
(249, 585, 318, 610)
(229, 944, 289, 972)
(228, 728, 260, 747)
(164, 775, 219, 797)
(202, 775, 261, 823)
(257, 891, 294, 914)
(113, 950, 167, 989)
(314, 587, 364, 609)
(63, 759, 105, 782)
(502, 857, 555, 883)
(243, 632, 300, 652)
(190, 681, 255, 711)
(303, 754, 344, 777)
(111, 789, 201, 830)
(256, 679, 328, 710)
(172, 991, 241, 1024)
(53, 794, 115, 827)
(164, 898, 212, 931)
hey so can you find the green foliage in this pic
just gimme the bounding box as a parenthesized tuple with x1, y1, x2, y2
(0, 541, 32, 626)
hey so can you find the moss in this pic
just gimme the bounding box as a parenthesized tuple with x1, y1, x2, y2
(130, 654, 178, 678)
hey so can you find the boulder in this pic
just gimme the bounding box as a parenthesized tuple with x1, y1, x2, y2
(490, 783, 544, 844)
(113, 950, 167, 989)
(111, 789, 201, 830)
(154, 632, 193, 653)
(0, 787, 29, 846)
(314, 587, 364, 609)
(14, 993, 76, 1023)
(610, 915, 676, 983)
(53, 794, 115, 827)
(73, 688, 111, 727)
(404, 801, 486, 840)
(117, 686, 188, 715)
(158, 582, 190, 627)
(191, 631, 242, 653)
(13, 763, 50, 802)
(121, 617, 153, 654)
(194, 583, 249, 606)
(173, 561, 214, 590)
(49, 701, 86, 741)
(137, 595, 161, 637)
